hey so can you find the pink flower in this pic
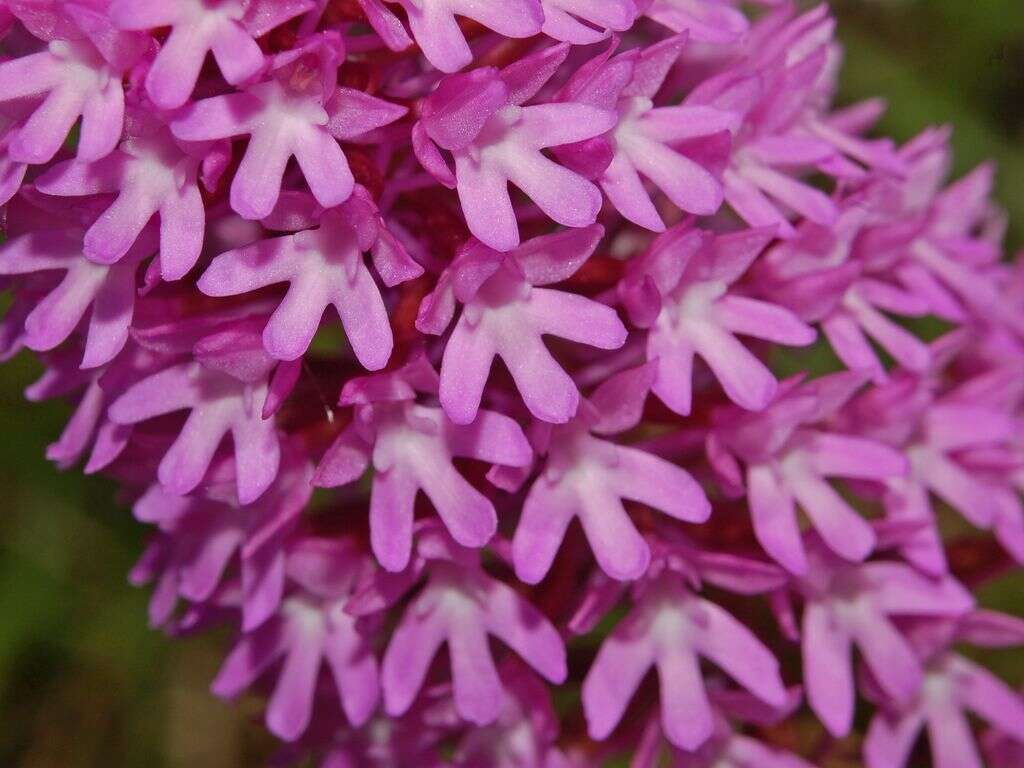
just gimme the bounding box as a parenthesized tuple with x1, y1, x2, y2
(108, 352, 283, 504)
(108, 0, 312, 109)
(582, 570, 788, 750)
(363, 0, 545, 73)
(757, 193, 933, 382)
(0, 213, 158, 368)
(171, 33, 406, 220)
(212, 537, 381, 740)
(419, 226, 627, 425)
(864, 611, 1024, 768)
(621, 225, 816, 415)
(380, 528, 567, 725)
(130, 449, 313, 630)
(793, 539, 974, 737)
(559, 35, 738, 231)
(844, 369, 1024, 575)
(0, 4, 149, 164)
(513, 364, 710, 583)
(414, 50, 617, 251)
(314, 358, 533, 571)
(36, 113, 209, 280)
(199, 189, 422, 367)
(708, 373, 908, 573)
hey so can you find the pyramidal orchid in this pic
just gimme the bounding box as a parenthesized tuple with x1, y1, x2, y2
(107, 0, 313, 109)
(864, 611, 1024, 768)
(559, 35, 738, 231)
(0, 1, 1022, 765)
(108, 323, 284, 504)
(786, 537, 975, 738)
(373, 524, 567, 725)
(419, 226, 628, 424)
(35, 110, 211, 280)
(170, 33, 407, 220)
(413, 47, 617, 251)
(620, 224, 817, 414)
(512, 363, 710, 583)
(581, 562, 788, 750)
(212, 536, 381, 740)
(707, 372, 908, 574)
(199, 188, 422, 366)
(0, 196, 159, 367)
(0, 3, 149, 165)
(314, 357, 533, 571)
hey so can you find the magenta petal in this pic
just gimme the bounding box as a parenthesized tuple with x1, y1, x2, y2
(370, 468, 418, 572)
(657, 647, 715, 750)
(864, 711, 925, 768)
(381, 600, 447, 716)
(803, 602, 855, 737)
(582, 618, 656, 740)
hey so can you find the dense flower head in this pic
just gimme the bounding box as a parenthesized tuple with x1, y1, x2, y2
(1, 0, 1022, 765)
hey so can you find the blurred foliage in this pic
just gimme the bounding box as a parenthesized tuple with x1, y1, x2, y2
(1, 2, 1023, 766)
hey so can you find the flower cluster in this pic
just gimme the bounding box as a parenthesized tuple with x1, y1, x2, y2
(2, 1, 1023, 765)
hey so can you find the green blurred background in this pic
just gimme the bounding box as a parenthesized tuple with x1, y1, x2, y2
(1, 2, 1022, 766)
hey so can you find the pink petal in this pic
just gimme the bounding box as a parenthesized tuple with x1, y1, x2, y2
(514, 480, 578, 584)
(529, 288, 628, 350)
(78, 82, 124, 162)
(439, 321, 497, 425)
(612, 445, 711, 523)
(648, 329, 696, 415)
(331, 263, 393, 371)
(505, 152, 605, 230)
(210, 22, 265, 85)
(455, 157, 519, 252)
(482, 579, 566, 683)
(926, 700, 983, 768)
(448, 620, 504, 724)
(657, 646, 714, 750)
(789, 472, 876, 563)
(582, 617, 656, 740)
(691, 322, 778, 411)
(211, 621, 288, 698)
(807, 433, 908, 480)
(170, 93, 262, 141)
(864, 711, 925, 768)
(84, 189, 158, 265)
(292, 129, 354, 209)
(416, 458, 497, 549)
(848, 615, 921, 704)
(265, 633, 324, 741)
(803, 601, 855, 737)
(958, 658, 1024, 736)
(694, 597, 788, 708)
(381, 599, 448, 716)
(81, 263, 136, 368)
(159, 184, 205, 280)
(748, 464, 807, 575)
(499, 336, 580, 424)
(578, 490, 650, 581)
(146, 28, 210, 109)
(370, 468, 418, 572)
(231, 129, 293, 220)
(713, 295, 817, 346)
(10, 88, 83, 165)
(446, 409, 533, 466)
